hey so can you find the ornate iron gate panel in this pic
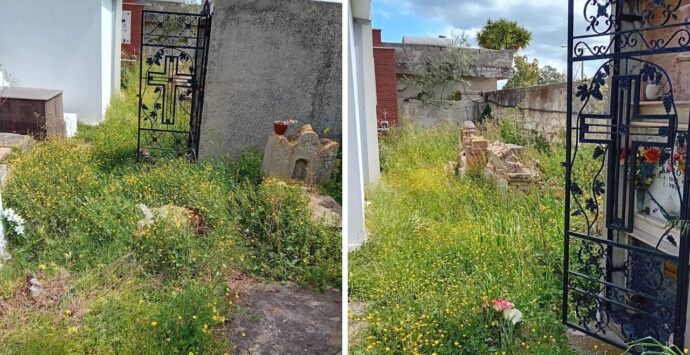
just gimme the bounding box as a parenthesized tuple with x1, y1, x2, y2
(137, 2, 212, 160)
(564, 0, 690, 350)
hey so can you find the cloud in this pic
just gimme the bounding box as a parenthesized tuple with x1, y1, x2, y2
(376, 0, 603, 75)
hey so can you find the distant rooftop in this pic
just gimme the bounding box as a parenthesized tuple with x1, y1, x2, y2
(402, 36, 452, 47)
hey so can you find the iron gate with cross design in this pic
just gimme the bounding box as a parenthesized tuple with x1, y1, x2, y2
(137, 2, 212, 160)
(564, 0, 690, 350)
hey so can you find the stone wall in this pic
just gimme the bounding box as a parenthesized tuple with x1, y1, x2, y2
(398, 92, 483, 129)
(386, 42, 513, 102)
(199, 0, 342, 159)
(386, 43, 514, 79)
(484, 82, 585, 142)
(399, 82, 601, 142)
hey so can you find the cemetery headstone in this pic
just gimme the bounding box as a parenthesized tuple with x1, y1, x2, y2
(261, 124, 339, 186)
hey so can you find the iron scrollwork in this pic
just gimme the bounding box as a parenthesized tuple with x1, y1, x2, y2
(565, 0, 690, 349)
(137, 3, 212, 160)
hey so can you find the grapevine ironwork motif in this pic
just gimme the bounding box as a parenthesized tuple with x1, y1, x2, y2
(137, 2, 212, 160)
(565, 0, 690, 350)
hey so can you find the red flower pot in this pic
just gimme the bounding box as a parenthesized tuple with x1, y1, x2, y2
(274, 121, 288, 135)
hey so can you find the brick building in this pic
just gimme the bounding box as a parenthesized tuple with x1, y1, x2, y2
(122, 2, 145, 59)
(372, 29, 399, 128)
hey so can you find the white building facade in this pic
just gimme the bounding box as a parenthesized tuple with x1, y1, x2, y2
(0, 0, 122, 124)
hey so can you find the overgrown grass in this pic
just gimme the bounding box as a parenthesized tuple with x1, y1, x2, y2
(349, 122, 577, 354)
(0, 65, 340, 352)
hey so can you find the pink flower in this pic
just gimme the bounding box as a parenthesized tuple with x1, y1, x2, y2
(492, 298, 514, 312)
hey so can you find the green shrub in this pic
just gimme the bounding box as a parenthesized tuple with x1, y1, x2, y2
(447, 90, 463, 101)
(499, 117, 525, 146)
(496, 117, 552, 154)
(319, 148, 342, 204)
(229, 179, 340, 289)
(480, 104, 493, 123)
(132, 216, 202, 278)
(227, 149, 263, 185)
(153, 282, 229, 354)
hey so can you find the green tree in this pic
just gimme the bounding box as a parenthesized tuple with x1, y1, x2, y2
(504, 55, 540, 89)
(539, 65, 567, 85)
(477, 19, 532, 51)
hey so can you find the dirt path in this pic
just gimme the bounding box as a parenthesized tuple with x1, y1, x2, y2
(567, 329, 623, 354)
(227, 274, 341, 355)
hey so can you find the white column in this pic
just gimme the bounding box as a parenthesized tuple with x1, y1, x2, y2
(357, 20, 381, 185)
(112, 0, 123, 93)
(346, 9, 367, 249)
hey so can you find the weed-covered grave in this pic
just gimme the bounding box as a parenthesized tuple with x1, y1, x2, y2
(0, 67, 341, 353)
(349, 118, 599, 354)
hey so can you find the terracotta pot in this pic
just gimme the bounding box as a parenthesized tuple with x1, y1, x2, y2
(274, 121, 288, 135)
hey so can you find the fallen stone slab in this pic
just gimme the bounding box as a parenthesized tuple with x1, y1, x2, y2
(227, 275, 341, 355)
(307, 193, 342, 227)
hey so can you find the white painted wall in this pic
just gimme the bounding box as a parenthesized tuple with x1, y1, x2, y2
(0, 0, 121, 124)
(356, 19, 380, 185)
(347, 0, 379, 249)
(347, 5, 367, 249)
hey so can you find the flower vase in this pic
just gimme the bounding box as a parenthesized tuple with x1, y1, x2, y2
(645, 82, 660, 101)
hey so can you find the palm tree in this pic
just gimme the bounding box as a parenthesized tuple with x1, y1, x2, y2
(476, 19, 532, 51)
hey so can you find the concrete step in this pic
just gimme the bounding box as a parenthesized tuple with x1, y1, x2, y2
(0, 133, 33, 152)
(0, 133, 34, 188)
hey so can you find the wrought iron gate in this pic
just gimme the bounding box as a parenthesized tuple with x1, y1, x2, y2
(137, 2, 212, 160)
(564, 0, 690, 350)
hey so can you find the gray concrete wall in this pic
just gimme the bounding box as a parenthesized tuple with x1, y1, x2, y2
(399, 92, 483, 129)
(484, 82, 580, 142)
(400, 82, 595, 142)
(385, 43, 514, 80)
(199, 0, 342, 159)
(388, 43, 513, 101)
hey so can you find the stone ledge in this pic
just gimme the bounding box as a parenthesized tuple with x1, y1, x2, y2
(0, 133, 34, 152)
(0, 133, 34, 188)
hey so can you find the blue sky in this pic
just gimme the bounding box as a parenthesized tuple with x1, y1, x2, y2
(372, 3, 448, 44)
(371, 0, 589, 75)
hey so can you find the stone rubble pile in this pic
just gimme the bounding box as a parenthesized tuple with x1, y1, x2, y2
(457, 121, 540, 192)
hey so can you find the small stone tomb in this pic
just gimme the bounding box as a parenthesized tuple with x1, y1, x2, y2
(0, 87, 66, 139)
(261, 124, 339, 185)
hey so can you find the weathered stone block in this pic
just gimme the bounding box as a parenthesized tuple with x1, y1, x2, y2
(472, 138, 489, 149)
(261, 124, 339, 185)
